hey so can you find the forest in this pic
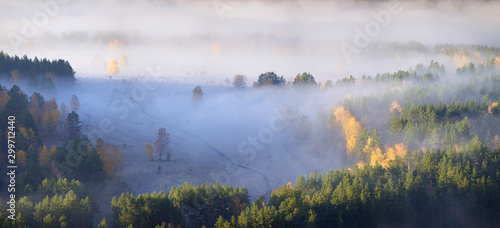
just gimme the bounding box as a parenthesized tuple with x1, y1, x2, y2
(1, 0, 500, 227)
(0, 41, 499, 228)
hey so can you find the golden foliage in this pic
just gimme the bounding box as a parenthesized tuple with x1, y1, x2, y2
(118, 54, 128, 67)
(107, 59, 119, 75)
(356, 161, 366, 168)
(454, 52, 468, 68)
(488, 102, 498, 114)
(494, 56, 500, 68)
(28, 96, 60, 136)
(108, 40, 123, 49)
(0, 92, 10, 110)
(49, 145, 56, 155)
(493, 135, 500, 148)
(96, 141, 124, 177)
(333, 106, 362, 158)
(346, 135, 358, 157)
(390, 101, 402, 112)
(369, 147, 384, 167)
(39, 145, 50, 166)
(19, 127, 37, 145)
(18, 150, 26, 167)
(366, 143, 408, 168)
(28, 95, 42, 126)
(145, 142, 155, 160)
(39, 145, 57, 167)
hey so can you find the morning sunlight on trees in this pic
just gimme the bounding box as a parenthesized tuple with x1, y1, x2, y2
(2, 2, 500, 227)
(333, 106, 362, 158)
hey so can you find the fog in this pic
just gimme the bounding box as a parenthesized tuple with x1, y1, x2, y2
(1, 0, 500, 81)
(1, 0, 500, 210)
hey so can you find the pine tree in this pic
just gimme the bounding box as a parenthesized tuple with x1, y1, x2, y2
(65, 111, 81, 139)
(96, 139, 123, 177)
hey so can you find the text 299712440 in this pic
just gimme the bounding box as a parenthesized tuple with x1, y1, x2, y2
(6, 115, 16, 220)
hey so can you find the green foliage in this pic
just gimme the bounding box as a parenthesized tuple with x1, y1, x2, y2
(65, 111, 81, 140)
(216, 142, 500, 227)
(293, 72, 317, 88)
(2, 182, 94, 228)
(51, 137, 106, 182)
(257, 72, 286, 86)
(168, 181, 249, 228)
(0, 51, 76, 85)
(111, 191, 181, 228)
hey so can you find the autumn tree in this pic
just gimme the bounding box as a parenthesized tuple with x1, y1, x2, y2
(70, 94, 80, 112)
(39, 145, 50, 166)
(0, 90, 10, 110)
(45, 98, 60, 134)
(28, 93, 44, 126)
(65, 111, 81, 139)
(333, 106, 362, 159)
(232, 74, 247, 88)
(18, 150, 26, 167)
(320, 80, 333, 89)
(155, 128, 170, 160)
(145, 142, 155, 161)
(192, 85, 204, 102)
(293, 72, 317, 88)
(96, 139, 124, 177)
